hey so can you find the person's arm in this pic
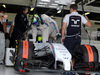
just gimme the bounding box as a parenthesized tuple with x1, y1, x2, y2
(0, 13, 4, 21)
(85, 16, 91, 27)
(0, 16, 2, 21)
(9, 25, 14, 36)
(2, 22, 7, 33)
(9, 21, 14, 36)
(61, 22, 67, 43)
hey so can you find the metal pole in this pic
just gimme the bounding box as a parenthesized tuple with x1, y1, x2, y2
(61, 5, 64, 29)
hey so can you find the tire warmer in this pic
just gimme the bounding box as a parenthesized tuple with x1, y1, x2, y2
(84, 45, 94, 62)
(84, 45, 94, 75)
(20, 40, 29, 72)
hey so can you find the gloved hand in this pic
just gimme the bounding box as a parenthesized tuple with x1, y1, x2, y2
(5, 33, 10, 39)
(56, 33, 61, 40)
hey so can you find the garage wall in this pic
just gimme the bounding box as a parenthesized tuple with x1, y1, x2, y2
(6, 13, 16, 21)
(53, 17, 62, 29)
(81, 21, 100, 40)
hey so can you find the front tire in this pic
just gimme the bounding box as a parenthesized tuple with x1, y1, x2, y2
(14, 40, 34, 72)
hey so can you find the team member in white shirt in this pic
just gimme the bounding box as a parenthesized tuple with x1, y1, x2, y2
(0, 6, 7, 33)
(0, 6, 8, 64)
(62, 4, 91, 51)
(62, 4, 91, 75)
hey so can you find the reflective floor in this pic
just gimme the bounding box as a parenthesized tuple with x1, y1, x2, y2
(1, 65, 98, 75)
(0, 65, 61, 75)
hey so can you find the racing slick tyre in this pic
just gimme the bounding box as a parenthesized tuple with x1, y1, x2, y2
(74, 45, 99, 75)
(75, 45, 98, 62)
(14, 40, 34, 72)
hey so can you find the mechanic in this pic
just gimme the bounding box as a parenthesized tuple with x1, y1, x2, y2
(0, 6, 7, 34)
(9, 7, 29, 48)
(0, 6, 8, 64)
(61, 4, 91, 75)
(31, 14, 60, 43)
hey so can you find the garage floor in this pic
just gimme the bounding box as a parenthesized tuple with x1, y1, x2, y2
(0, 65, 98, 75)
(0, 65, 61, 75)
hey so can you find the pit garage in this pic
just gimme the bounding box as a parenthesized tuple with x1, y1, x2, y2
(0, 0, 100, 75)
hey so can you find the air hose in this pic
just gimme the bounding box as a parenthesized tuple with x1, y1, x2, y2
(81, 0, 91, 45)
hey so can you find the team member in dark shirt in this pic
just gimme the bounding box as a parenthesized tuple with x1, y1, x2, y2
(9, 7, 29, 48)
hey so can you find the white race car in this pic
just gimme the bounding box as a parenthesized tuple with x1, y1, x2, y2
(5, 40, 72, 72)
(5, 40, 99, 75)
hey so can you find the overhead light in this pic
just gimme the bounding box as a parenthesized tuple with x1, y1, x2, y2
(30, 8, 34, 11)
(82, 12, 90, 16)
(38, 2, 47, 5)
(55, 1, 59, 3)
(52, 4, 58, 6)
(41, 0, 50, 2)
(85, 12, 90, 15)
(2, 5, 6, 8)
(37, 5, 46, 7)
(49, 6, 57, 8)
(71, 2, 75, 4)
(57, 10, 61, 13)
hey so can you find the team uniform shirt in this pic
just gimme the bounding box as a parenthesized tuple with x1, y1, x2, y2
(0, 13, 4, 22)
(0, 13, 6, 32)
(63, 12, 87, 37)
(63, 12, 88, 51)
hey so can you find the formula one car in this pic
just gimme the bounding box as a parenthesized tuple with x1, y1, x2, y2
(5, 40, 100, 75)
(12, 40, 72, 72)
